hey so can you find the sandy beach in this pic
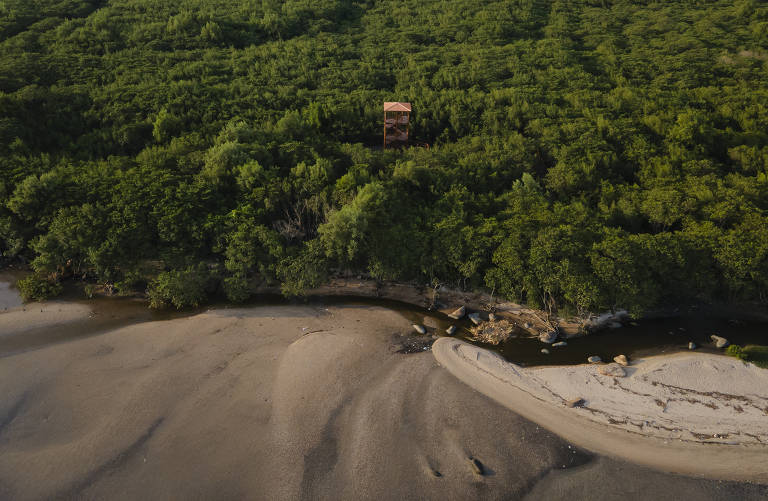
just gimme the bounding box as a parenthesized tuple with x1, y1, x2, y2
(0, 302, 767, 500)
(433, 338, 768, 482)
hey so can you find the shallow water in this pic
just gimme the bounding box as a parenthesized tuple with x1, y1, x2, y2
(1, 275, 766, 366)
(0, 271, 24, 310)
(0, 277, 190, 357)
(492, 315, 768, 367)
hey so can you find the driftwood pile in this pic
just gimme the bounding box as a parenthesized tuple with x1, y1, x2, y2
(469, 319, 517, 345)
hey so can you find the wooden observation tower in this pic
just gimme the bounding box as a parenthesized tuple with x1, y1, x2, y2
(383, 102, 411, 148)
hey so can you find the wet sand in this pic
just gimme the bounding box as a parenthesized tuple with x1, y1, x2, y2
(0, 304, 766, 500)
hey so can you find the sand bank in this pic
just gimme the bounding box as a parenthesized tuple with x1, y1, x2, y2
(0, 304, 766, 500)
(433, 338, 768, 482)
(0, 302, 92, 337)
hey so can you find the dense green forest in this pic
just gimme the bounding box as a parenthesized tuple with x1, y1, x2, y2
(1, 0, 768, 314)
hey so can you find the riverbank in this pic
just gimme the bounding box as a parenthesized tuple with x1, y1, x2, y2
(433, 338, 768, 482)
(1, 303, 767, 499)
(255, 277, 585, 337)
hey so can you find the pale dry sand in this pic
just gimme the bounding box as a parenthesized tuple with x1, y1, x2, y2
(0, 305, 766, 500)
(433, 338, 768, 482)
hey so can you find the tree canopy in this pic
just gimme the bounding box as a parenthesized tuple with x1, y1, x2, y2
(2, 0, 768, 313)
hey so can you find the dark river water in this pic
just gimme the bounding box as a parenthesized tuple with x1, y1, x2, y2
(313, 296, 768, 366)
(1, 274, 766, 366)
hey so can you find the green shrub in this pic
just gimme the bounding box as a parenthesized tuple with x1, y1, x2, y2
(742, 345, 768, 369)
(147, 265, 209, 309)
(725, 345, 745, 360)
(223, 273, 251, 302)
(84, 283, 97, 298)
(726, 344, 768, 369)
(16, 274, 63, 302)
(114, 270, 148, 296)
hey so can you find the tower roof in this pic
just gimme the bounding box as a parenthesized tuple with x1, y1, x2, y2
(383, 102, 412, 112)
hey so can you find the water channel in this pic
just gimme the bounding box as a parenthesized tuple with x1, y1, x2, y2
(1, 274, 766, 366)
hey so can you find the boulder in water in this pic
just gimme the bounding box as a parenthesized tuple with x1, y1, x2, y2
(541, 348, 550, 355)
(446, 325, 457, 336)
(488, 312, 497, 322)
(587, 355, 602, 364)
(553, 341, 568, 347)
(448, 306, 466, 319)
(688, 341, 696, 350)
(539, 330, 558, 344)
(468, 313, 482, 325)
(412, 324, 427, 335)
(711, 335, 729, 349)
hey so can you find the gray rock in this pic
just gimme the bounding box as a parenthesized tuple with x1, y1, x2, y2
(587, 355, 602, 364)
(446, 325, 457, 336)
(541, 348, 550, 355)
(468, 457, 484, 475)
(567, 397, 585, 408)
(688, 341, 696, 350)
(711, 335, 729, 349)
(598, 363, 626, 377)
(412, 324, 427, 335)
(468, 313, 482, 325)
(553, 341, 568, 347)
(448, 306, 466, 319)
(613, 354, 629, 366)
(539, 330, 558, 344)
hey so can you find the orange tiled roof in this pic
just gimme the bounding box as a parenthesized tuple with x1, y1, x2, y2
(383, 102, 412, 112)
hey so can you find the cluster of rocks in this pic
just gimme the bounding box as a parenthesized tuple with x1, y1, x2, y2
(585, 353, 630, 377)
(411, 306, 469, 339)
